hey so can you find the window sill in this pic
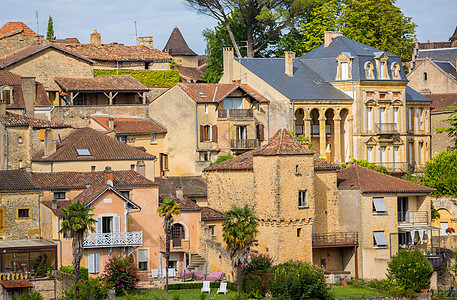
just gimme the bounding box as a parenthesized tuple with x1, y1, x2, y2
(373, 245, 388, 249)
(298, 206, 309, 210)
(150, 142, 157, 145)
(373, 212, 387, 215)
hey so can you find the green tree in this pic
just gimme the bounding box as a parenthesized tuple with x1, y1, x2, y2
(222, 205, 259, 299)
(340, 158, 390, 174)
(423, 149, 457, 196)
(210, 154, 235, 166)
(436, 106, 457, 146)
(59, 201, 96, 298)
(158, 197, 180, 295)
(46, 16, 55, 40)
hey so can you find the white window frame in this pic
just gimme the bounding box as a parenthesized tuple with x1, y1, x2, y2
(367, 146, 373, 163)
(298, 190, 307, 208)
(88, 253, 100, 273)
(366, 107, 372, 131)
(150, 133, 156, 144)
(373, 197, 387, 214)
(341, 62, 349, 80)
(373, 231, 388, 247)
(392, 107, 398, 124)
(138, 249, 148, 271)
(409, 142, 414, 165)
(408, 108, 413, 131)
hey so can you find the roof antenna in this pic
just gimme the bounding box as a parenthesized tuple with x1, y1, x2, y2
(35, 11, 39, 35)
(134, 20, 138, 46)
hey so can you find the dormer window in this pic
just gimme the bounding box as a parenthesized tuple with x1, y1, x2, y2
(341, 62, 349, 79)
(336, 52, 353, 80)
(0, 88, 12, 105)
(76, 148, 91, 156)
(391, 63, 401, 79)
(364, 62, 374, 79)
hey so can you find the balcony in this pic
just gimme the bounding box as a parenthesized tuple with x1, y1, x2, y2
(375, 123, 398, 135)
(83, 232, 143, 248)
(312, 232, 358, 248)
(218, 109, 253, 119)
(398, 211, 428, 225)
(230, 139, 259, 150)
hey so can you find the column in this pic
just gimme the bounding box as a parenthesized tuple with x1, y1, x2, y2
(109, 92, 113, 105)
(334, 116, 342, 163)
(348, 116, 354, 159)
(304, 118, 312, 138)
(319, 116, 326, 157)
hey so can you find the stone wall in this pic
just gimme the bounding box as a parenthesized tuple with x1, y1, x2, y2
(94, 61, 171, 71)
(314, 170, 339, 233)
(0, 191, 40, 239)
(0, 34, 38, 57)
(431, 112, 455, 156)
(147, 87, 169, 102)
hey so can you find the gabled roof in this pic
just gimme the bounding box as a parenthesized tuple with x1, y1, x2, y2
(54, 75, 148, 92)
(434, 61, 457, 79)
(427, 93, 457, 112)
(451, 26, 457, 41)
(0, 169, 39, 192)
(405, 86, 432, 102)
(0, 22, 37, 38)
(337, 165, 435, 193)
(73, 184, 140, 209)
(163, 27, 197, 56)
(201, 207, 225, 221)
(91, 115, 166, 135)
(155, 176, 207, 197)
(0, 71, 51, 107)
(159, 194, 201, 211)
(177, 82, 269, 103)
(32, 127, 156, 162)
(174, 66, 205, 82)
(0, 112, 71, 128)
(417, 47, 457, 62)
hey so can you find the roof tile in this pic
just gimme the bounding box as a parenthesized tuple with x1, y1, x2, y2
(427, 93, 457, 112)
(0, 70, 51, 107)
(155, 176, 207, 197)
(91, 116, 166, 134)
(163, 27, 197, 56)
(201, 207, 225, 220)
(0, 112, 70, 128)
(0, 169, 39, 192)
(177, 83, 269, 103)
(54, 75, 148, 92)
(0, 22, 37, 38)
(159, 194, 201, 211)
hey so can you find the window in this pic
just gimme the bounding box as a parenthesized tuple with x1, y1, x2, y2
(200, 125, 211, 142)
(224, 98, 242, 110)
(392, 63, 400, 78)
(18, 160, 22, 168)
(366, 107, 372, 130)
(408, 108, 413, 130)
(138, 249, 148, 271)
(18, 136, 22, 144)
(88, 253, 100, 274)
(380, 146, 386, 165)
(298, 190, 307, 208)
(367, 146, 373, 163)
(297, 228, 301, 237)
(380, 62, 385, 79)
(160, 153, 169, 173)
(418, 108, 423, 130)
(96, 216, 120, 234)
(365, 62, 374, 78)
(76, 148, 91, 156)
(392, 107, 398, 124)
(17, 208, 30, 218)
(1, 89, 11, 104)
(423, 72, 428, 82)
(236, 126, 247, 140)
(341, 62, 349, 80)
(130, 164, 135, 170)
(408, 142, 414, 165)
(379, 93, 387, 100)
(199, 151, 210, 162)
(117, 136, 126, 143)
(121, 191, 130, 199)
(205, 104, 208, 114)
(91, 166, 96, 172)
(373, 231, 388, 247)
(419, 142, 423, 165)
(256, 124, 265, 141)
(379, 107, 385, 124)
(209, 225, 216, 237)
(373, 197, 387, 213)
(54, 192, 66, 200)
(150, 133, 156, 144)
(393, 146, 398, 169)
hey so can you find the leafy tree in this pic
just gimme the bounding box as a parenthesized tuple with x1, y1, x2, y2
(104, 255, 139, 295)
(46, 16, 55, 40)
(158, 197, 180, 295)
(340, 158, 390, 174)
(222, 204, 259, 299)
(59, 201, 96, 298)
(423, 149, 457, 196)
(436, 106, 457, 146)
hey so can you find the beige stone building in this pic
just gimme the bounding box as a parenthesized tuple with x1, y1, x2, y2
(163, 27, 199, 69)
(149, 82, 270, 176)
(0, 22, 42, 57)
(220, 32, 432, 172)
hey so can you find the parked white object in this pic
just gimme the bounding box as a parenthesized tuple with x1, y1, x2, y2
(201, 281, 211, 293)
(217, 282, 228, 294)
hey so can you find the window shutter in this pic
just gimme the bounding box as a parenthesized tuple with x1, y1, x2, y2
(95, 253, 100, 273)
(113, 216, 121, 233)
(200, 125, 204, 142)
(212, 125, 218, 142)
(259, 124, 265, 141)
(96, 217, 102, 233)
(88, 253, 95, 273)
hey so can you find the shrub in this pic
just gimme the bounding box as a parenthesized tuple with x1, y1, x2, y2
(60, 265, 89, 280)
(93, 69, 181, 87)
(104, 255, 140, 295)
(269, 261, 332, 300)
(62, 277, 110, 300)
(167, 282, 237, 291)
(242, 252, 273, 274)
(242, 274, 263, 299)
(209, 154, 234, 166)
(387, 249, 433, 293)
(340, 158, 390, 174)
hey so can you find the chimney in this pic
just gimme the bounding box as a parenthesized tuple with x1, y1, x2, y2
(52, 198, 57, 210)
(324, 31, 341, 47)
(43, 128, 56, 156)
(90, 30, 101, 47)
(108, 118, 114, 130)
(21, 77, 35, 118)
(104, 166, 114, 186)
(176, 187, 184, 199)
(136, 160, 145, 176)
(222, 48, 234, 83)
(138, 36, 154, 48)
(0, 97, 5, 116)
(285, 51, 295, 76)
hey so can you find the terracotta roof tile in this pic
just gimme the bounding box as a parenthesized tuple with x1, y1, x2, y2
(55, 38, 80, 44)
(72, 184, 111, 204)
(0, 112, 70, 128)
(0, 280, 34, 288)
(91, 116, 166, 135)
(163, 27, 197, 56)
(337, 165, 435, 193)
(155, 176, 207, 197)
(201, 207, 225, 221)
(0, 22, 37, 38)
(177, 83, 269, 103)
(0, 29, 24, 40)
(174, 66, 205, 82)
(41, 200, 71, 216)
(31, 127, 156, 162)
(0, 70, 51, 107)
(159, 194, 201, 211)
(54, 75, 148, 92)
(427, 93, 457, 112)
(0, 169, 39, 192)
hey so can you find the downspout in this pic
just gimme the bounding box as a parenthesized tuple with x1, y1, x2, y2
(52, 217, 63, 268)
(38, 191, 42, 239)
(125, 206, 142, 232)
(291, 101, 294, 133)
(195, 103, 199, 150)
(5, 126, 8, 170)
(267, 102, 270, 142)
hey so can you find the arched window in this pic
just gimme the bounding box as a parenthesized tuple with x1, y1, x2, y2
(423, 72, 428, 82)
(364, 62, 374, 78)
(391, 63, 401, 79)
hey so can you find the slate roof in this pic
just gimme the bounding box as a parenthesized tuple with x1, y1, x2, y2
(31, 170, 156, 190)
(0, 70, 51, 107)
(427, 93, 457, 112)
(0, 22, 37, 38)
(163, 27, 197, 56)
(154, 176, 207, 197)
(32, 127, 156, 162)
(91, 115, 167, 135)
(174, 66, 205, 82)
(337, 165, 435, 193)
(434, 61, 457, 79)
(0, 169, 39, 192)
(201, 207, 225, 221)
(58, 42, 172, 61)
(159, 194, 202, 211)
(405, 86, 432, 102)
(0, 112, 70, 128)
(54, 75, 148, 92)
(177, 83, 269, 103)
(417, 48, 457, 62)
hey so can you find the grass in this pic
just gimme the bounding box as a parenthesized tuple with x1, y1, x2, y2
(116, 288, 238, 299)
(332, 285, 390, 298)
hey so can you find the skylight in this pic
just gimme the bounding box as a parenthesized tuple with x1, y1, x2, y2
(197, 91, 206, 97)
(76, 148, 91, 156)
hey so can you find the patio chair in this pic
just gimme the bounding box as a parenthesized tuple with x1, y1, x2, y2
(201, 280, 211, 293)
(168, 268, 176, 278)
(217, 282, 228, 294)
(148, 269, 159, 280)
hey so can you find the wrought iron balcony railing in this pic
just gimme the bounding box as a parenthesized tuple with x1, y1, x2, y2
(218, 109, 253, 118)
(312, 232, 358, 248)
(83, 232, 143, 248)
(230, 139, 260, 150)
(398, 211, 428, 224)
(375, 123, 398, 134)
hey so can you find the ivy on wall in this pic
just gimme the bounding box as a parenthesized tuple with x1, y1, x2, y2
(94, 69, 181, 87)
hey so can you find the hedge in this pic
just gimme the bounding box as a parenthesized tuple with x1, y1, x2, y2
(93, 69, 181, 87)
(59, 266, 89, 280)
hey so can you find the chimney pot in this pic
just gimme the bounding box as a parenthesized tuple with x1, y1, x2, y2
(324, 31, 342, 47)
(90, 30, 102, 47)
(222, 48, 234, 83)
(138, 36, 154, 48)
(108, 118, 114, 130)
(104, 166, 114, 186)
(285, 51, 295, 76)
(176, 187, 184, 199)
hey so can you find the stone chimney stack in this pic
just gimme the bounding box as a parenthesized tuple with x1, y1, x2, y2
(324, 31, 341, 47)
(108, 118, 114, 130)
(222, 48, 234, 83)
(176, 187, 184, 199)
(43, 128, 56, 157)
(0, 97, 5, 116)
(136, 160, 145, 177)
(104, 166, 114, 186)
(138, 36, 154, 48)
(52, 198, 57, 210)
(90, 30, 101, 47)
(285, 51, 295, 77)
(21, 77, 35, 118)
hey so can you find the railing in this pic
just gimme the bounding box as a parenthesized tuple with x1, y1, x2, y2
(312, 232, 358, 248)
(83, 231, 143, 248)
(231, 139, 260, 149)
(375, 123, 398, 134)
(218, 109, 253, 118)
(398, 211, 428, 224)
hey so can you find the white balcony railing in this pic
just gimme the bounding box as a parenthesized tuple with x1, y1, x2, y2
(83, 232, 143, 248)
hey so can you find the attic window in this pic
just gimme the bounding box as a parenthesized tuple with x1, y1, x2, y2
(76, 148, 91, 156)
(197, 91, 206, 97)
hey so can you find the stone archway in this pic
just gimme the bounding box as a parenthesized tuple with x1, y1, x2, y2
(295, 108, 305, 136)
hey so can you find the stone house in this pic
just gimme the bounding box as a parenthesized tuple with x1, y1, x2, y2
(155, 176, 207, 207)
(149, 82, 270, 176)
(90, 115, 167, 177)
(220, 32, 432, 172)
(0, 22, 42, 57)
(31, 127, 156, 180)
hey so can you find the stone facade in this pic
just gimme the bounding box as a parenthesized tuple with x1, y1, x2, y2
(408, 59, 457, 95)
(0, 34, 39, 57)
(0, 191, 40, 239)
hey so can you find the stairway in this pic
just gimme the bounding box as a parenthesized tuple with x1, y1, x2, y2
(187, 253, 207, 272)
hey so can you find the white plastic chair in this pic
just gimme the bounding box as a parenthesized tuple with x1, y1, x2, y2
(148, 269, 159, 280)
(168, 268, 176, 278)
(201, 280, 211, 293)
(217, 282, 228, 294)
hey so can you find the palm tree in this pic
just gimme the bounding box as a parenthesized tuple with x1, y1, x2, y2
(223, 204, 259, 300)
(59, 200, 96, 296)
(158, 197, 180, 295)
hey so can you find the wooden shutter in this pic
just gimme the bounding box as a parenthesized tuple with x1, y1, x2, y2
(113, 216, 121, 233)
(95, 253, 100, 273)
(200, 125, 204, 142)
(88, 253, 95, 273)
(258, 124, 265, 141)
(212, 125, 218, 142)
(96, 217, 102, 233)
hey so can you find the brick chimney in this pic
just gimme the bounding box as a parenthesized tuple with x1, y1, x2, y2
(108, 118, 114, 130)
(90, 30, 101, 47)
(176, 187, 184, 199)
(285, 51, 295, 76)
(43, 128, 56, 156)
(138, 36, 154, 48)
(21, 77, 35, 118)
(104, 166, 114, 186)
(324, 31, 341, 47)
(222, 48, 234, 83)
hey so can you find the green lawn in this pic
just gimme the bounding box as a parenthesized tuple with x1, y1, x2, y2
(332, 285, 390, 298)
(117, 288, 238, 299)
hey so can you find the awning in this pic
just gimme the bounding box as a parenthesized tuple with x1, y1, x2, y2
(398, 225, 440, 231)
(374, 231, 388, 246)
(373, 197, 387, 212)
(0, 239, 56, 251)
(0, 280, 33, 288)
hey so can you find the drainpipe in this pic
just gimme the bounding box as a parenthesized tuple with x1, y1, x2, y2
(4, 126, 8, 170)
(125, 205, 141, 232)
(195, 103, 199, 150)
(267, 102, 270, 142)
(38, 191, 42, 239)
(52, 217, 63, 268)
(291, 101, 294, 133)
